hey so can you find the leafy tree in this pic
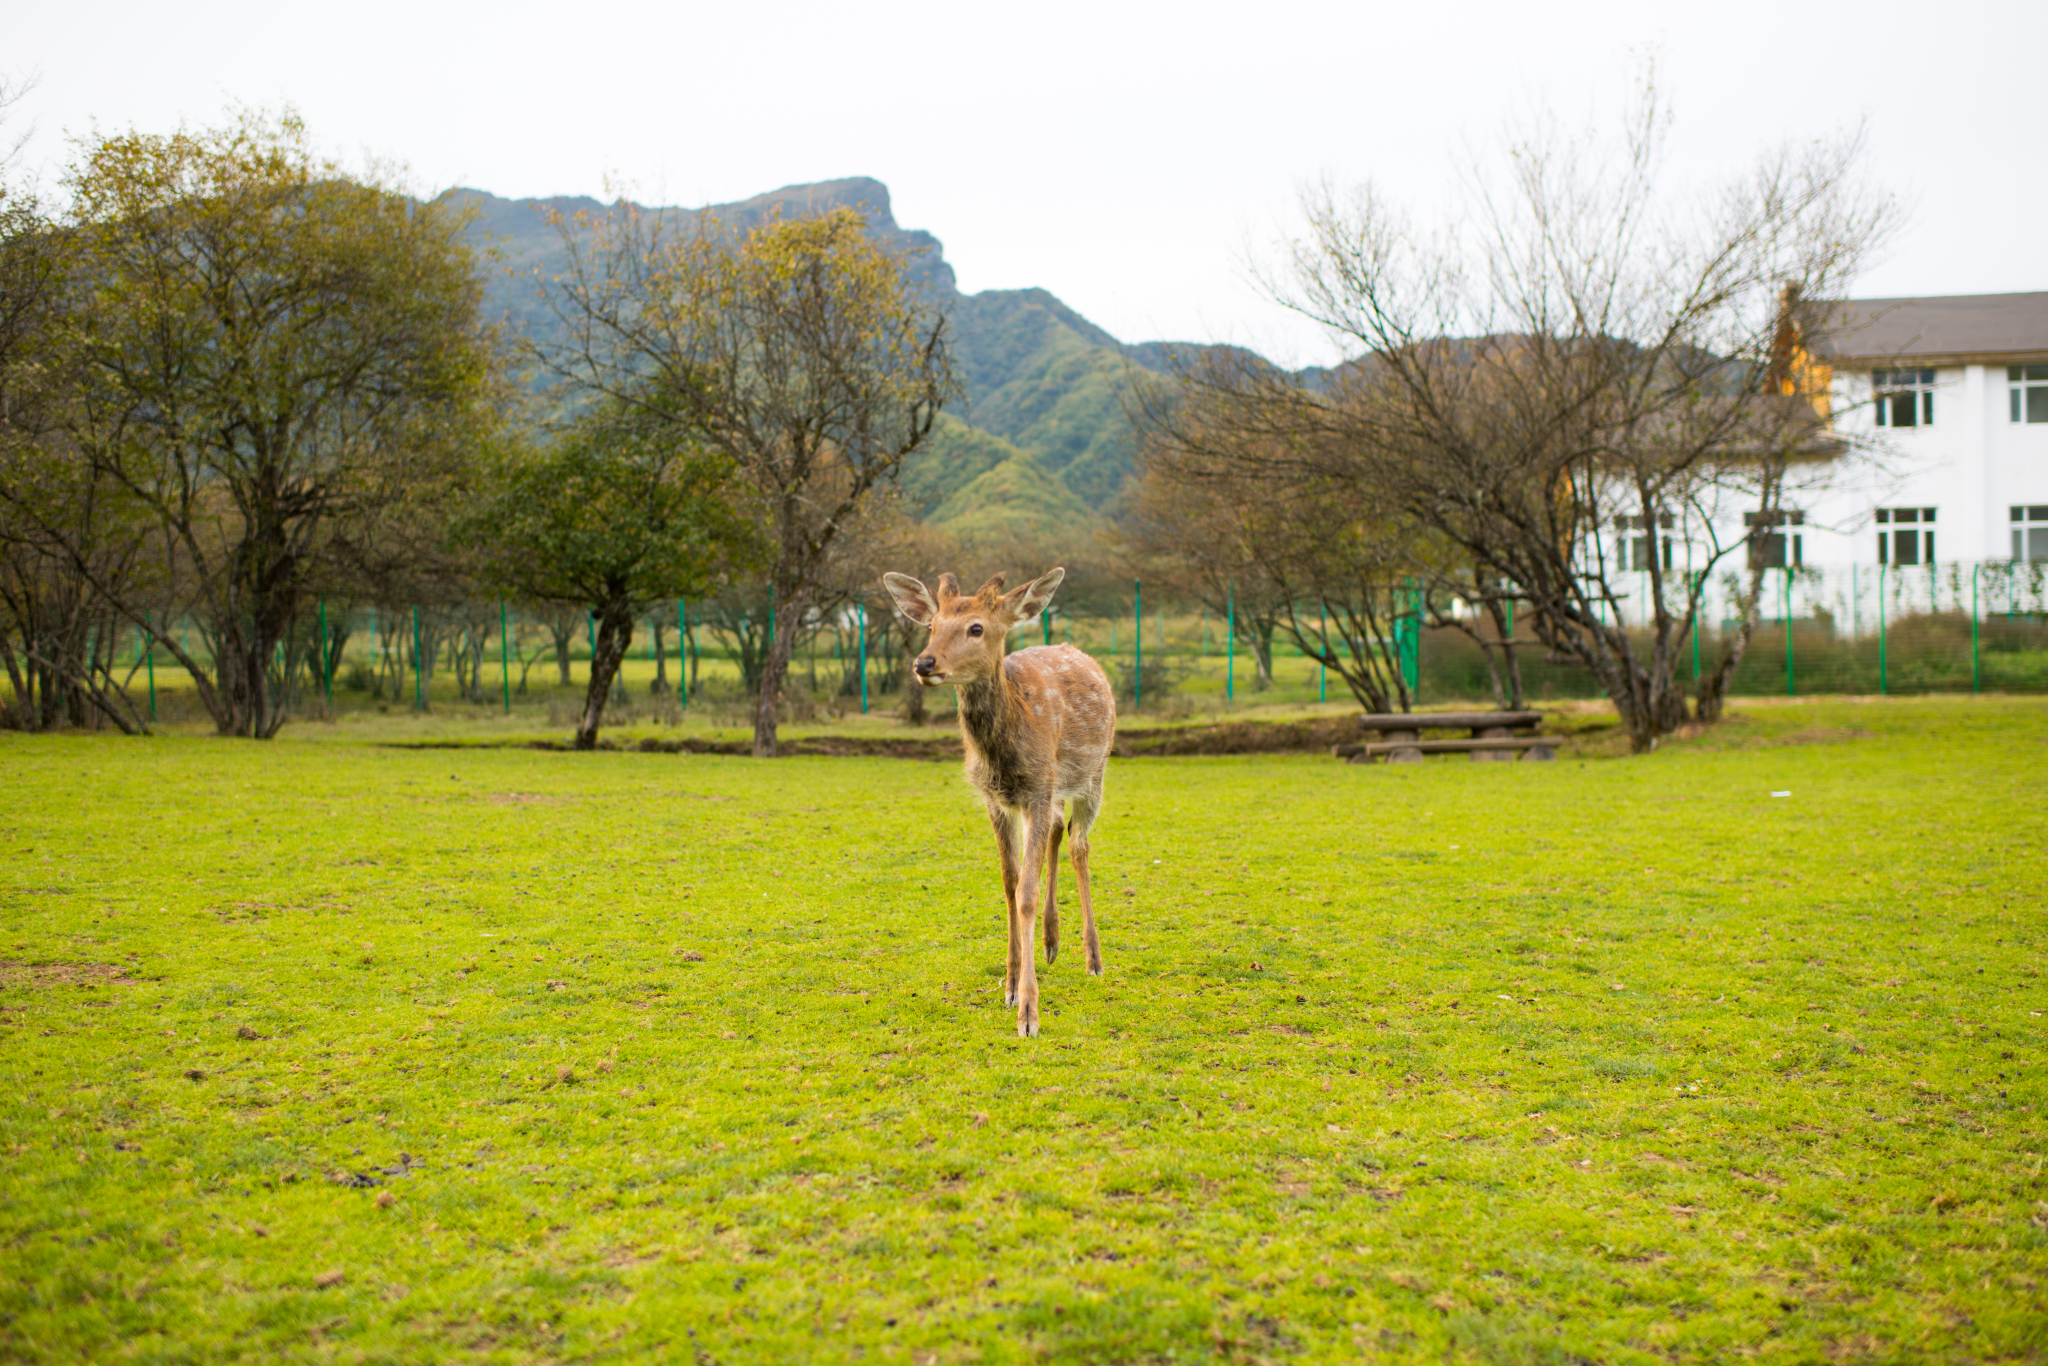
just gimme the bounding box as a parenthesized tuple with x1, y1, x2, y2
(33, 110, 500, 738)
(0, 134, 161, 732)
(539, 204, 956, 756)
(469, 407, 749, 749)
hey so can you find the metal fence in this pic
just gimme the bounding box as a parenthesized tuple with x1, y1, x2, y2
(1421, 560, 2048, 701)
(81, 560, 2048, 728)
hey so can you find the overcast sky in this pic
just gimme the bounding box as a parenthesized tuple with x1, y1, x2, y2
(9, 0, 2043, 365)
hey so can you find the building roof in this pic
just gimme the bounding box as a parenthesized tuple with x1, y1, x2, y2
(1812, 291, 2048, 365)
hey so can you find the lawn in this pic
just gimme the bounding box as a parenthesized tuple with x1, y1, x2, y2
(2, 696, 2044, 1363)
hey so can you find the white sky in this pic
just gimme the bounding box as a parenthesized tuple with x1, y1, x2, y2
(8, 0, 2044, 366)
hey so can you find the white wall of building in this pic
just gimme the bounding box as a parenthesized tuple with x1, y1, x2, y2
(1584, 358, 2048, 634)
(1812, 364, 2048, 565)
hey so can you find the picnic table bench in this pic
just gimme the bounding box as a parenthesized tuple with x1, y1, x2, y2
(1331, 710, 1563, 765)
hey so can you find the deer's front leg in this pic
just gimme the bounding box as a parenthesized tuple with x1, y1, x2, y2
(989, 801, 1022, 1008)
(1013, 800, 1056, 1038)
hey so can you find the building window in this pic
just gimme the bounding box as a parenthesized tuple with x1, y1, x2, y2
(1615, 513, 1674, 572)
(2015, 506, 2048, 562)
(2010, 365, 2048, 424)
(1745, 509, 1805, 569)
(1873, 368, 1935, 428)
(1876, 507, 1936, 565)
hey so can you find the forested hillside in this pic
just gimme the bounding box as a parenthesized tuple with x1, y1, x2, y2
(449, 179, 1167, 532)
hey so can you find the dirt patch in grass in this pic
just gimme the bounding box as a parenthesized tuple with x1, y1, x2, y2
(1667, 719, 1874, 751)
(629, 734, 963, 759)
(1114, 717, 1362, 757)
(0, 960, 136, 989)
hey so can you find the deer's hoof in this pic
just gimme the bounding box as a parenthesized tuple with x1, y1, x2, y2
(1018, 1013, 1039, 1039)
(1088, 961, 1103, 977)
(1044, 943, 1058, 965)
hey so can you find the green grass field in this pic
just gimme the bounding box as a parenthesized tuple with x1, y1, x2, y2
(3, 696, 2045, 1363)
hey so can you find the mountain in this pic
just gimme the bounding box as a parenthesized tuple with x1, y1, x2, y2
(447, 178, 1170, 525)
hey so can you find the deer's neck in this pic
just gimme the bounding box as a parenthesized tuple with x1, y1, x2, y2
(958, 666, 1033, 804)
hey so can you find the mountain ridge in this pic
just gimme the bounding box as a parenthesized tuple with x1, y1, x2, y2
(447, 178, 1182, 524)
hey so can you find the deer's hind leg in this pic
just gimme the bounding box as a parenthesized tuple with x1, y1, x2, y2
(1042, 811, 1064, 965)
(988, 800, 1023, 1008)
(1067, 788, 1103, 977)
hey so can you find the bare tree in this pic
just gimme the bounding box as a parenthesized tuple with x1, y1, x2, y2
(1131, 395, 1423, 710)
(1148, 81, 1896, 750)
(1122, 452, 1291, 691)
(536, 202, 956, 755)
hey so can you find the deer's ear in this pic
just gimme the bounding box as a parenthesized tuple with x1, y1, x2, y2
(882, 573, 939, 627)
(1004, 567, 1065, 621)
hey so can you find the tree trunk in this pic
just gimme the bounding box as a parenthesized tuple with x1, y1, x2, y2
(650, 619, 668, 695)
(548, 617, 575, 686)
(1477, 635, 1507, 710)
(752, 602, 798, 757)
(575, 591, 635, 750)
(1696, 556, 1773, 723)
(1697, 614, 1759, 724)
(1478, 597, 1525, 710)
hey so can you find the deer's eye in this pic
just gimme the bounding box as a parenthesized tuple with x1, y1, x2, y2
(967, 623, 984, 637)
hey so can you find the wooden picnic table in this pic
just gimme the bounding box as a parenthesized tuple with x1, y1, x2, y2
(1332, 710, 1563, 765)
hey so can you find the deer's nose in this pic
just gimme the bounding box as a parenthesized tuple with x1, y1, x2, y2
(914, 655, 938, 677)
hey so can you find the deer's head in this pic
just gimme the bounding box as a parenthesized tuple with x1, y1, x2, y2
(882, 568, 1065, 686)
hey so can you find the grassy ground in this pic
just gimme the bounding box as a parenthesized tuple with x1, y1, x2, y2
(2, 696, 2044, 1363)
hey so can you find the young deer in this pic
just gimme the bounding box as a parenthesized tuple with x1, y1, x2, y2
(882, 567, 1113, 1038)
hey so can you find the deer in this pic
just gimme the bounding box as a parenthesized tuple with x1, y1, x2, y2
(881, 567, 1114, 1038)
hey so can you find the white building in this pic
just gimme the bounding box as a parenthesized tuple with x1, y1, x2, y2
(1808, 290, 2048, 567)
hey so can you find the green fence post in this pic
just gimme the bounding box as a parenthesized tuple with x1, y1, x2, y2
(1226, 584, 1235, 706)
(858, 602, 869, 715)
(413, 605, 424, 712)
(1877, 565, 1887, 695)
(678, 599, 690, 710)
(500, 600, 512, 713)
(1133, 579, 1142, 711)
(1783, 568, 1794, 697)
(1396, 577, 1421, 699)
(144, 612, 156, 722)
(1971, 563, 1981, 692)
(1319, 601, 1327, 703)
(1042, 607, 1051, 646)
